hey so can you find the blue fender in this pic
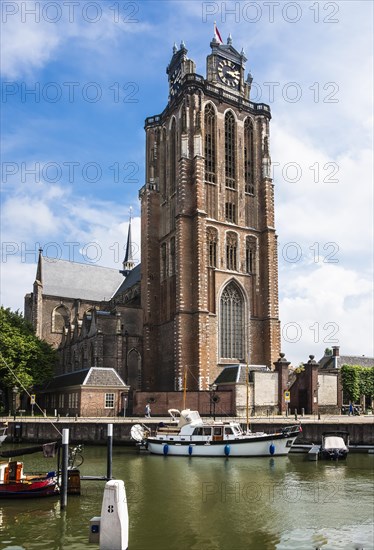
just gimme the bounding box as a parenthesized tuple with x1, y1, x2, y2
(163, 444, 169, 456)
(269, 443, 275, 456)
(224, 444, 231, 456)
(188, 445, 193, 456)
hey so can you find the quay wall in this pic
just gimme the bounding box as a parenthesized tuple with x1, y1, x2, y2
(4, 418, 374, 446)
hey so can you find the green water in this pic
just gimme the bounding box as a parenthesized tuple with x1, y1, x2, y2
(0, 445, 373, 549)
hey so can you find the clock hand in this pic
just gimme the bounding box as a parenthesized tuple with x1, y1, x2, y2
(226, 70, 240, 78)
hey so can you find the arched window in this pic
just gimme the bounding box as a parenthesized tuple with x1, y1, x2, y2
(52, 305, 69, 333)
(127, 349, 142, 390)
(204, 104, 216, 183)
(207, 227, 218, 268)
(244, 118, 254, 195)
(225, 111, 236, 189)
(226, 232, 238, 271)
(170, 118, 177, 193)
(220, 282, 244, 359)
(246, 236, 256, 273)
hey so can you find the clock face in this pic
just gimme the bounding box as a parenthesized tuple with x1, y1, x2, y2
(218, 59, 240, 89)
(170, 67, 182, 97)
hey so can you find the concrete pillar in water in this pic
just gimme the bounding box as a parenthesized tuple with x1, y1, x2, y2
(100, 479, 128, 550)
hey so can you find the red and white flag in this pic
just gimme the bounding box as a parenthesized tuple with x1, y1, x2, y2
(214, 22, 223, 44)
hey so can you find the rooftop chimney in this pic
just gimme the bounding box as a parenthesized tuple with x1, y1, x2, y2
(332, 346, 340, 357)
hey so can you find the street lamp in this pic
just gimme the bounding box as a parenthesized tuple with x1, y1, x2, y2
(12, 385, 19, 420)
(210, 383, 218, 420)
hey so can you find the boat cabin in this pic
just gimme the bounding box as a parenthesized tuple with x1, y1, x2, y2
(0, 461, 24, 483)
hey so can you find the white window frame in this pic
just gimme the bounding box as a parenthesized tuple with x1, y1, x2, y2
(105, 393, 115, 409)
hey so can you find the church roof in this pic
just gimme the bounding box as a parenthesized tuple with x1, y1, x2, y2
(40, 257, 124, 302)
(214, 364, 268, 385)
(112, 263, 141, 299)
(319, 355, 374, 370)
(42, 367, 127, 390)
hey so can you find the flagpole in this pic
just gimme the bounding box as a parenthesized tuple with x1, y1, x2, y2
(183, 366, 187, 411)
(246, 358, 249, 434)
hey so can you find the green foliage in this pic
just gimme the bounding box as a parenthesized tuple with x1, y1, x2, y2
(0, 307, 56, 392)
(324, 348, 333, 356)
(341, 364, 374, 402)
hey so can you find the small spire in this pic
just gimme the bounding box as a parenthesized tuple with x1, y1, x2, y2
(227, 33, 232, 45)
(247, 71, 253, 84)
(180, 40, 186, 50)
(240, 47, 246, 57)
(173, 42, 177, 54)
(121, 208, 135, 277)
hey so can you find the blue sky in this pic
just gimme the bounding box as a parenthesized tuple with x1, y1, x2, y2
(1, 0, 373, 365)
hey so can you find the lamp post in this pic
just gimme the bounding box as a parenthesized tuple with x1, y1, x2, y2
(12, 385, 18, 421)
(210, 383, 218, 420)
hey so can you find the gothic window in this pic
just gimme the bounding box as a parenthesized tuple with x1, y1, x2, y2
(161, 127, 167, 198)
(220, 282, 244, 359)
(161, 242, 167, 279)
(225, 111, 236, 189)
(207, 228, 218, 268)
(170, 237, 176, 275)
(204, 104, 216, 183)
(52, 305, 69, 333)
(244, 118, 254, 195)
(246, 237, 256, 273)
(225, 202, 236, 223)
(170, 118, 177, 194)
(226, 232, 238, 271)
(181, 106, 187, 133)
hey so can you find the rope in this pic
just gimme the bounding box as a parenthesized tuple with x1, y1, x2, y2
(0, 352, 62, 437)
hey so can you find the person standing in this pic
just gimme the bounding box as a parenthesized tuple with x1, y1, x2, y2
(145, 402, 151, 418)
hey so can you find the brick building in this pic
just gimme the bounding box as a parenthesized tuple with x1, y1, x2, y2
(140, 37, 280, 391)
(25, 35, 281, 411)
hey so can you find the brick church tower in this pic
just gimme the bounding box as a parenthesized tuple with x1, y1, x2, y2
(140, 35, 280, 391)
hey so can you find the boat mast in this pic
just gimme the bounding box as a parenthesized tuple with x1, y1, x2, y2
(246, 359, 250, 433)
(182, 366, 187, 410)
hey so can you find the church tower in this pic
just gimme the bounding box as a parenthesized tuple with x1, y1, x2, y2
(140, 35, 280, 391)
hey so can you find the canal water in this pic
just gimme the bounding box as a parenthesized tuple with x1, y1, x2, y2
(0, 445, 373, 550)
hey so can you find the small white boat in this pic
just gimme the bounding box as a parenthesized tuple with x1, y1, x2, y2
(0, 425, 7, 446)
(131, 409, 301, 457)
(320, 431, 349, 460)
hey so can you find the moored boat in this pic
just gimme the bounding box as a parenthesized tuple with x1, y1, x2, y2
(131, 409, 301, 457)
(0, 460, 58, 498)
(320, 431, 349, 460)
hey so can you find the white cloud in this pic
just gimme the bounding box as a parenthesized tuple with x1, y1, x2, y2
(280, 263, 373, 364)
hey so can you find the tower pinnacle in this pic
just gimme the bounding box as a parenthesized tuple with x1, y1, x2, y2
(120, 208, 135, 276)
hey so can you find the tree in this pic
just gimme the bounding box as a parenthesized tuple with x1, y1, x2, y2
(341, 364, 374, 403)
(0, 307, 57, 406)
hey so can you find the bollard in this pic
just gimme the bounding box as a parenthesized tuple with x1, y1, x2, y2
(294, 410, 298, 421)
(107, 424, 113, 481)
(100, 480, 128, 550)
(60, 428, 69, 509)
(301, 408, 305, 417)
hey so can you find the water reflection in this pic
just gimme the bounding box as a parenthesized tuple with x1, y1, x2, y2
(0, 446, 372, 549)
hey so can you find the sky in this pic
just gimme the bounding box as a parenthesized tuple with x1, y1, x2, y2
(1, 0, 373, 366)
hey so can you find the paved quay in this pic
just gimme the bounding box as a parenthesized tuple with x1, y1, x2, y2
(2, 414, 373, 446)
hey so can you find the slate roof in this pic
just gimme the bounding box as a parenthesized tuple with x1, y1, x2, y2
(112, 264, 141, 299)
(40, 257, 124, 301)
(319, 355, 374, 370)
(42, 368, 127, 390)
(214, 364, 268, 385)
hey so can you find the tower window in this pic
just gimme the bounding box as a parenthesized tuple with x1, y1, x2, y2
(225, 111, 236, 189)
(207, 228, 218, 268)
(244, 118, 254, 195)
(170, 118, 177, 194)
(204, 104, 216, 183)
(170, 237, 176, 275)
(226, 232, 237, 271)
(225, 202, 236, 223)
(246, 237, 256, 274)
(161, 242, 167, 279)
(220, 282, 244, 359)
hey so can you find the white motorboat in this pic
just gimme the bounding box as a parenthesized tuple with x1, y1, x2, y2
(320, 431, 349, 460)
(131, 409, 301, 457)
